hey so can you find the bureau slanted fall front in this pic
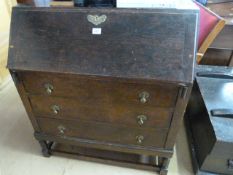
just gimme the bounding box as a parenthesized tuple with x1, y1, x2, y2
(7, 6, 199, 175)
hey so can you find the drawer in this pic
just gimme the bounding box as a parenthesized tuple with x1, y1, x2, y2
(30, 96, 173, 128)
(37, 117, 168, 148)
(21, 72, 179, 108)
(202, 156, 233, 175)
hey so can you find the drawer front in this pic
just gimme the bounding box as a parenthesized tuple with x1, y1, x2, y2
(37, 118, 168, 148)
(30, 96, 173, 128)
(21, 72, 179, 108)
(202, 156, 233, 175)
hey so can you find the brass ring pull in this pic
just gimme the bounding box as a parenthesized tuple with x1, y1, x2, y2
(137, 115, 147, 126)
(139, 91, 150, 104)
(51, 105, 60, 115)
(136, 135, 144, 144)
(44, 83, 53, 95)
(57, 125, 66, 134)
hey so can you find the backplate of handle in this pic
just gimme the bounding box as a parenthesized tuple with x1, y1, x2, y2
(136, 135, 144, 144)
(137, 115, 147, 126)
(51, 105, 60, 115)
(57, 125, 66, 134)
(44, 83, 53, 95)
(139, 91, 150, 104)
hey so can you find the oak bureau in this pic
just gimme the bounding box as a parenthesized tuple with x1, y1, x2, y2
(7, 5, 199, 175)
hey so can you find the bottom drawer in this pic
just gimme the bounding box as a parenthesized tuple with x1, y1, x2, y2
(37, 118, 168, 148)
(202, 156, 233, 175)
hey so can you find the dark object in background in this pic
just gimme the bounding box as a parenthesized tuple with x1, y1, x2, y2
(200, 49, 232, 66)
(195, 0, 208, 6)
(74, 0, 85, 6)
(207, 0, 233, 3)
(185, 65, 233, 175)
(16, 0, 35, 5)
(199, 2, 233, 66)
(74, 0, 116, 7)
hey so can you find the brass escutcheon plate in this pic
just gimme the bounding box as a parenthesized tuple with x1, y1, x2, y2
(87, 15, 107, 26)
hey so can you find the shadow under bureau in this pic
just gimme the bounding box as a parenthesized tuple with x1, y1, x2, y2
(7, 6, 199, 175)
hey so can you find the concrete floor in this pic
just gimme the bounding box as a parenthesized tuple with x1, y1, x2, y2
(0, 79, 194, 175)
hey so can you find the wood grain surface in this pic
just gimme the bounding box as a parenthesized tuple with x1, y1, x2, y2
(8, 7, 198, 83)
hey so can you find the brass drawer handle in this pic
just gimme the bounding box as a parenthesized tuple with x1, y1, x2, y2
(137, 115, 147, 126)
(51, 105, 60, 115)
(139, 91, 149, 104)
(44, 83, 53, 95)
(136, 135, 144, 144)
(57, 125, 66, 134)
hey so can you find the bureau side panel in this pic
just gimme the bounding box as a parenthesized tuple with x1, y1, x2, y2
(164, 12, 199, 149)
(10, 71, 40, 131)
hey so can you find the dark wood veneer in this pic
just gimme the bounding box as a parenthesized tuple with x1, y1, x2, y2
(21, 71, 179, 108)
(30, 95, 174, 129)
(37, 117, 168, 148)
(8, 6, 198, 175)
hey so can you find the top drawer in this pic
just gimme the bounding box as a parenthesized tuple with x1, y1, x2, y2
(20, 71, 179, 108)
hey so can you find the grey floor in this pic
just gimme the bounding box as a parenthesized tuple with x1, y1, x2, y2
(0, 79, 194, 175)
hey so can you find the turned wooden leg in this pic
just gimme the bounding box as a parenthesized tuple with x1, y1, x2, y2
(160, 158, 170, 175)
(39, 140, 51, 157)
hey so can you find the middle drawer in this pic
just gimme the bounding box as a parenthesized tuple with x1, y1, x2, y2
(30, 95, 173, 129)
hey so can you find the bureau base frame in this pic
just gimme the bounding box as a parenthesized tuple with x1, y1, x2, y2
(34, 132, 171, 175)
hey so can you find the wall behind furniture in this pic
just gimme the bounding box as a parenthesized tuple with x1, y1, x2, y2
(0, 0, 16, 89)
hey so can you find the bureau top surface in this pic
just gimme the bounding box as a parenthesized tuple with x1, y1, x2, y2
(195, 65, 233, 143)
(8, 7, 198, 83)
